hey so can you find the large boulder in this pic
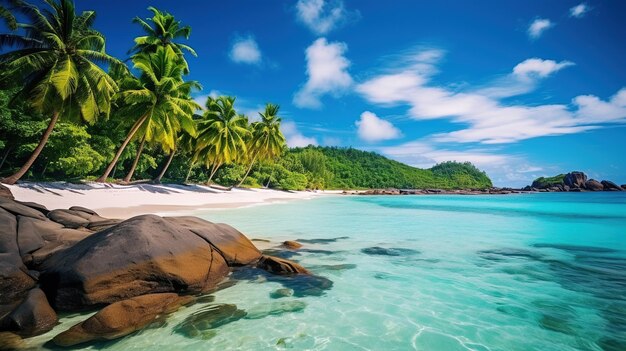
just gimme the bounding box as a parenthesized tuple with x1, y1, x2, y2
(47, 209, 91, 229)
(53, 293, 194, 346)
(1, 288, 57, 336)
(601, 180, 622, 191)
(585, 179, 604, 191)
(0, 208, 36, 305)
(40, 215, 229, 310)
(563, 172, 587, 189)
(257, 255, 310, 275)
(165, 216, 262, 266)
(0, 184, 13, 200)
(0, 198, 47, 220)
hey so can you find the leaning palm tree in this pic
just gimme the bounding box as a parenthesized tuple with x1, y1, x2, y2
(96, 45, 200, 182)
(129, 6, 196, 73)
(195, 96, 250, 184)
(236, 103, 286, 187)
(0, 0, 119, 185)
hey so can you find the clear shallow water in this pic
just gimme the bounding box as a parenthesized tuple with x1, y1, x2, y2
(29, 193, 626, 350)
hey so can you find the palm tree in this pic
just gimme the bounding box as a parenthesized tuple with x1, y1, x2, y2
(130, 6, 196, 73)
(0, 1, 18, 30)
(195, 96, 250, 184)
(96, 45, 200, 182)
(236, 103, 286, 187)
(0, 0, 119, 185)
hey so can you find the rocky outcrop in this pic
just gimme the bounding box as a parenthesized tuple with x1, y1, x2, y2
(563, 172, 587, 188)
(585, 179, 604, 191)
(0, 184, 13, 200)
(282, 241, 303, 250)
(0, 186, 317, 344)
(601, 180, 622, 191)
(53, 293, 194, 346)
(40, 215, 230, 310)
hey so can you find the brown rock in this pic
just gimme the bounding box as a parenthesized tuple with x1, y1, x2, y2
(563, 172, 587, 188)
(0, 257, 36, 305)
(47, 209, 91, 228)
(53, 293, 194, 346)
(257, 255, 310, 275)
(282, 241, 303, 250)
(0, 198, 47, 220)
(165, 216, 262, 266)
(15, 201, 49, 216)
(40, 215, 229, 310)
(601, 180, 622, 191)
(2, 288, 57, 336)
(585, 179, 604, 191)
(16, 216, 46, 257)
(0, 184, 13, 200)
(0, 332, 23, 350)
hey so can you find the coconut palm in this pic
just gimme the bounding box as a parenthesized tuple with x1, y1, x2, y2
(96, 45, 200, 182)
(195, 96, 250, 184)
(0, 0, 119, 184)
(129, 6, 196, 73)
(236, 103, 286, 187)
(0, 1, 17, 30)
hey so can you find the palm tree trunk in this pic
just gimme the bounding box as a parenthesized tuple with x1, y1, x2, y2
(122, 135, 146, 183)
(1, 112, 59, 185)
(96, 114, 148, 183)
(207, 162, 222, 184)
(265, 168, 275, 188)
(0, 144, 14, 172)
(236, 154, 258, 188)
(185, 161, 195, 183)
(154, 150, 175, 184)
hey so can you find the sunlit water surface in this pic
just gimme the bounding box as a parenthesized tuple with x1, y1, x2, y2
(27, 193, 626, 350)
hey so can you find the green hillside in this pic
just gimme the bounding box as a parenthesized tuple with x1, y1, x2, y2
(227, 146, 493, 190)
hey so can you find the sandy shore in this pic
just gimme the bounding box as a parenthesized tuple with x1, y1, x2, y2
(6, 182, 338, 218)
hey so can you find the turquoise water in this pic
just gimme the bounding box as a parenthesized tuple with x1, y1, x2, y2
(30, 193, 626, 350)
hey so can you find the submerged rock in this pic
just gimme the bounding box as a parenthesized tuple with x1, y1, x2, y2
(53, 293, 194, 346)
(257, 255, 310, 275)
(40, 215, 229, 310)
(245, 300, 306, 319)
(296, 237, 350, 244)
(361, 246, 420, 256)
(270, 288, 294, 299)
(174, 304, 246, 339)
(282, 241, 303, 250)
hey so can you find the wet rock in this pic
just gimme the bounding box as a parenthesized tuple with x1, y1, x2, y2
(361, 246, 420, 256)
(477, 248, 543, 261)
(165, 216, 262, 266)
(257, 255, 310, 275)
(601, 180, 622, 191)
(282, 241, 302, 250)
(310, 264, 357, 271)
(174, 304, 246, 339)
(584, 179, 604, 191)
(296, 237, 350, 244)
(245, 300, 306, 319)
(0, 332, 23, 350)
(53, 293, 194, 346)
(261, 249, 300, 259)
(2, 288, 57, 336)
(40, 215, 229, 310)
(286, 275, 333, 297)
(270, 288, 294, 299)
(532, 243, 618, 254)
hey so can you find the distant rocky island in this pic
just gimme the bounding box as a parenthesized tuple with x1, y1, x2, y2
(525, 171, 625, 192)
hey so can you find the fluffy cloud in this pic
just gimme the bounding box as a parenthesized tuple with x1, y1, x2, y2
(355, 111, 402, 142)
(293, 38, 353, 108)
(356, 49, 626, 144)
(295, 0, 354, 35)
(281, 121, 318, 147)
(570, 3, 590, 18)
(528, 18, 553, 39)
(229, 36, 261, 64)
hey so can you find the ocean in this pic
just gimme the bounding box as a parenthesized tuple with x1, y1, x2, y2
(27, 193, 626, 350)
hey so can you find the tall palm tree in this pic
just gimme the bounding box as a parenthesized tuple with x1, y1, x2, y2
(130, 6, 196, 73)
(96, 45, 200, 182)
(0, 0, 119, 185)
(236, 103, 286, 187)
(0, 1, 18, 30)
(195, 96, 250, 184)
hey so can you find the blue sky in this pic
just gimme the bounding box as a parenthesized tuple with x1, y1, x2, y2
(32, 1, 626, 185)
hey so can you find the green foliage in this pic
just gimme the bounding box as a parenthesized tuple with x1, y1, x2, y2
(44, 123, 106, 177)
(532, 174, 565, 188)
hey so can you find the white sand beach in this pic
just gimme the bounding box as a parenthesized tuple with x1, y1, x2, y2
(5, 182, 337, 218)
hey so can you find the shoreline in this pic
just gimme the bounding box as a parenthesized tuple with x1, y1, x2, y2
(5, 182, 339, 219)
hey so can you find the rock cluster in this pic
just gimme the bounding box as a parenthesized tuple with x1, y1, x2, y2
(346, 188, 522, 195)
(0, 187, 313, 347)
(526, 171, 624, 192)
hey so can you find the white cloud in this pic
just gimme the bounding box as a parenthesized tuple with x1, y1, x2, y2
(570, 3, 590, 18)
(293, 38, 353, 108)
(295, 0, 354, 35)
(356, 48, 626, 144)
(355, 111, 402, 142)
(528, 18, 553, 39)
(513, 58, 574, 79)
(229, 36, 262, 64)
(281, 121, 318, 147)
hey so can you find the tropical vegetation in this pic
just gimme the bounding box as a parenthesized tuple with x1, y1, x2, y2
(0, 0, 493, 190)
